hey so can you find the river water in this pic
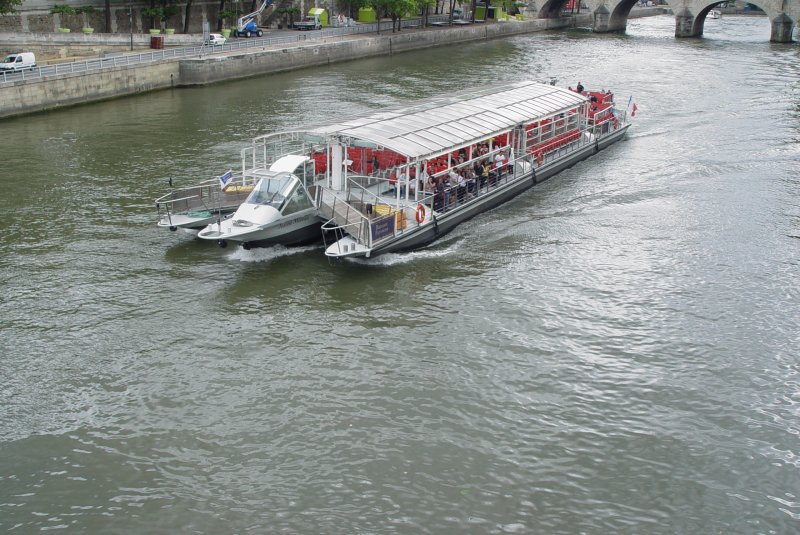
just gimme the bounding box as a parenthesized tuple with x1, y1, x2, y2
(1, 14, 799, 534)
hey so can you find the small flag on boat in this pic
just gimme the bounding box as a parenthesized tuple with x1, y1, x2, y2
(219, 170, 233, 189)
(627, 96, 638, 118)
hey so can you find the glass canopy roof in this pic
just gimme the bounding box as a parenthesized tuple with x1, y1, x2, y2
(304, 81, 588, 159)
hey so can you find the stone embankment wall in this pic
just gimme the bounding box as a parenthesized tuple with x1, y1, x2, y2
(0, 61, 180, 117)
(179, 18, 568, 86)
(0, 31, 201, 60)
(0, 17, 587, 118)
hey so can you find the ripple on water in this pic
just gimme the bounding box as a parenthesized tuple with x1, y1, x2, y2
(2, 14, 800, 534)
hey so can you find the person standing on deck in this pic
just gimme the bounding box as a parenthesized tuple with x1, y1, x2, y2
(398, 168, 407, 197)
(576, 81, 584, 93)
(494, 151, 506, 178)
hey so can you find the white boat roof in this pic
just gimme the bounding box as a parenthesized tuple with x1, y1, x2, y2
(269, 154, 307, 173)
(305, 80, 587, 160)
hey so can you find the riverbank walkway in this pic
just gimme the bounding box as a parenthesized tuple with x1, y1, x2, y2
(0, 8, 669, 118)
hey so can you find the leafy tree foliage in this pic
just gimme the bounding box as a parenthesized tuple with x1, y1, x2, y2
(0, 0, 22, 15)
(368, 0, 421, 33)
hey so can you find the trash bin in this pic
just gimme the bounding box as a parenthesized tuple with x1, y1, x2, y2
(150, 35, 164, 49)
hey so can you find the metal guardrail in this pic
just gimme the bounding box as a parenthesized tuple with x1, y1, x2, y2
(0, 15, 454, 86)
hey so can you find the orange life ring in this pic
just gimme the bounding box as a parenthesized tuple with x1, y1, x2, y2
(415, 204, 426, 224)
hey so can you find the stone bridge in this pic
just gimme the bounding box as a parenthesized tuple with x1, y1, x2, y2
(528, 1, 800, 42)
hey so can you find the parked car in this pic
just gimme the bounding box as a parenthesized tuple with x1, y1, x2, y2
(0, 52, 36, 72)
(204, 33, 227, 46)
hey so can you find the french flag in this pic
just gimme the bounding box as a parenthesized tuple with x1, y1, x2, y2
(627, 96, 638, 118)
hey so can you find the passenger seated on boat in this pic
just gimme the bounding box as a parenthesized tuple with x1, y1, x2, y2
(371, 154, 380, 173)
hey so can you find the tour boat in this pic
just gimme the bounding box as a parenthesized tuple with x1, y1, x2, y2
(156, 176, 254, 231)
(306, 80, 630, 258)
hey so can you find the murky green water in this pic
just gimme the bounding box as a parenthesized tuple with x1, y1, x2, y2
(2, 16, 799, 533)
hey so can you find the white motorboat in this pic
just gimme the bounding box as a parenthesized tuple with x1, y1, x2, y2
(197, 153, 322, 248)
(708, 9, 721, 19)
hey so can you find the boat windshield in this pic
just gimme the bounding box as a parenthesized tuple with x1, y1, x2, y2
(244, 172, 295, 210)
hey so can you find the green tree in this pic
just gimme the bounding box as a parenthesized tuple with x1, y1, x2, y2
(218, 9, 236, 28)
(141, 6, 164, 30)
(217, 0, 227, 30)
(369, 0, 415, 33)
(342, 0, 369, 20)
(76, 5, 95, 28)
(183, 0, 195, 33)
(418, 0, 435, 26)
(50, 4, 75, 15)
(368, 0, 389, 33)
(0, 0, 23, 15)
(390, 0, 417, 31)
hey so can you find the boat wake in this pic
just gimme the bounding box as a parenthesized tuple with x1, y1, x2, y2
(346, 237, 467, 266)
(226, 244, 320, 263)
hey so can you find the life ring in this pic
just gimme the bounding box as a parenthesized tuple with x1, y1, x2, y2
(415, 204, 426, 224)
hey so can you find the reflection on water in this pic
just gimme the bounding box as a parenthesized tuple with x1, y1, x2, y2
(1, 14, 800, 534)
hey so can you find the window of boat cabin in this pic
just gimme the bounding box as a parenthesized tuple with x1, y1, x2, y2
(245, 173, 294, 209)
(297, 159, 315, 188)
(281, 182, 313, 215)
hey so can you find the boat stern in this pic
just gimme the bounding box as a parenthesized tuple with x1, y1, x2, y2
(325, 235, 371, 258)
(158, 211, 216, 230)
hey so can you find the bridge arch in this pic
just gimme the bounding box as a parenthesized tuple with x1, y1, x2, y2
(524, 0, 799, 42)
(671, 0, 797, 41)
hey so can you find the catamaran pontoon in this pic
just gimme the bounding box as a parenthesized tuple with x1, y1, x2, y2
(156, 177, 253, 231)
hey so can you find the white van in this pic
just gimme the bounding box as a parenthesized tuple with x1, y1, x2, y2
(0, 52, 37, 72)
(203, 33, 226, 46)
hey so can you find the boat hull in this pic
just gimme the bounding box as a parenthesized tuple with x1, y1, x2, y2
(198, 210, 323, 247)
